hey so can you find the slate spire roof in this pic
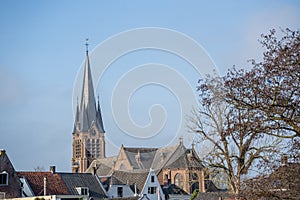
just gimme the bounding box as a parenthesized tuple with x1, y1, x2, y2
(74, 40, 105, 133)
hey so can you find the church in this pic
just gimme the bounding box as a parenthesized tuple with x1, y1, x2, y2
(71, 43, 206, 195)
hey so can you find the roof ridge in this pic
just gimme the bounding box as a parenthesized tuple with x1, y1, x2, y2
(155, 143, 185, 174)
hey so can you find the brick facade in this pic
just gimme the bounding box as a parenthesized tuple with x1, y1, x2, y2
(0, 150, 22, 198)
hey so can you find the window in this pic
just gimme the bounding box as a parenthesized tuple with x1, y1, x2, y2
(151, 175, 155, 183)
(81, 188, 89, 195)
(76, 187, 89, 196)
(0, 172, 8, 185)
(148, 186, 157, 194)
(174, 173, 183, 189)
(75, 140, 81, 158)
(117, 187, 123, 197)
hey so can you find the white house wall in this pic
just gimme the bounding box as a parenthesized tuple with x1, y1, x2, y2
(140, 170, 165, 200)
(107, 185, 134, 198)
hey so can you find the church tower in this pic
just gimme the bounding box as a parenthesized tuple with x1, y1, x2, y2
(72, 40, 105, 173)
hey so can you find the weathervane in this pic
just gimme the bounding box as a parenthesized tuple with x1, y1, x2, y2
(85, 38, 89, 52)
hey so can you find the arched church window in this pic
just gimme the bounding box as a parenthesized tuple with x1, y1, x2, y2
(190, 173, 199, 193)
(174, 173, 183, 189)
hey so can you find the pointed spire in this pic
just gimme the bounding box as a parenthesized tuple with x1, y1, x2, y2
(75, 97, 80, 122)
(97, 95, 105, 132)
(76, 39, 105, 132)
(80, 38, 95, 110)
(73, 97, 80, 133)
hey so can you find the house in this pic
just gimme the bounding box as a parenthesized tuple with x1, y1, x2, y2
(99, 173, 135, 198)
(0, 150, 22, 199)
(17, 167, 107, 200)
(240, 157, 300, 199)
(139, 169, 164, 200)
(0, 149, 107, 200)
(87, 141, 205, 195)
(100, 169, 166, 200)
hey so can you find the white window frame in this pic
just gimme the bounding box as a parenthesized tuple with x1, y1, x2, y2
(76, 187, 89, 196)
(0, 172, 8, 186)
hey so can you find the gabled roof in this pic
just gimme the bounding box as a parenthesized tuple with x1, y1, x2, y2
(60, 173, 106, 199)
(99, 173, 126, 192)
(17, 172, 107, 200)
(123, 147, 158, 169)
(151, 145, 178, 169)
(112, 170, 149, 194)
(140, 169, 164, 199)
(96, 142, 204, 173)
(204, 180, 222, 192)
(17, 172, 69, 196)
(164, 144, 203, 169)
(86, 156, 117, 176)
(0, 150, 22, 198)
(162, 184, 189, 195)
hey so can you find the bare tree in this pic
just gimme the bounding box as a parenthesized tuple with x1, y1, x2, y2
(191, 28, 299, 199)
(190, 75, 281, 195)
(34, 166, 45, 172)
(224, 29, 300, 138)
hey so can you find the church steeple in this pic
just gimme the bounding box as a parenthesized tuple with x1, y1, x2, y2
(77, 39, 105, 133)
(72, 39, 106, 173)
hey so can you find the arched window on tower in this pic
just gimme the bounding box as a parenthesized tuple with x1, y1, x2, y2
(174, 173, 184, 189)
(75, 140, 81, 158)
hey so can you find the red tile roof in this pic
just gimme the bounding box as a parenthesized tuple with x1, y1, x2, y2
(17, 172, 69, 196)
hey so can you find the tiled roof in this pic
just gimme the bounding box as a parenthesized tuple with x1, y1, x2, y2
(151, 145, 178, 169)
(164, 144, 204, 169)
(60, 173, 106, 200)
(204, 180, 221, 192)
(99, 173, 126, 191)
(17, 172, 107, 200)
(17, 172, 69, 196)
(112, 170, 149, 193)
(162, 184, 188, 195)
(123, 147, 157, 169)
(93, 143, 204, 178)
(86, 156, 116, 176)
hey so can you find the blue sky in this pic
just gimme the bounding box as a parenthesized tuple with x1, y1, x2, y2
(0, 1, 299, 172)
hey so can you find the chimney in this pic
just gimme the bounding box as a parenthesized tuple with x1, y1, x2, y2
(281, 155, 288, 166)
(93, 167, 97, 175)
(50, 166, 56, 174)
(0, 149, 6, 156)
(44, 177, 47, 196)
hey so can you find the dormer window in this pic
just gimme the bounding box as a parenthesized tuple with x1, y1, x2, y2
(0, 172, 8, 185)
(76, 187, 89, 196)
